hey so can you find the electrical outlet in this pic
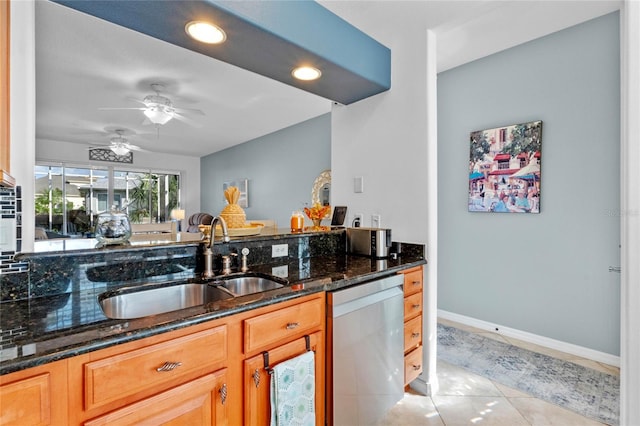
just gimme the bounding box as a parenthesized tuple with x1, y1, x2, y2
(271, 265, 288, 278)
(352, 214, 363, 227)
(272, 244, 288, 257)
(371, 214, 381, 228)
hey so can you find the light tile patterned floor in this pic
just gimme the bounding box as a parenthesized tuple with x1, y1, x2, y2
(376, 318, 618, 425)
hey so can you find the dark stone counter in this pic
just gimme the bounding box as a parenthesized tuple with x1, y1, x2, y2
(0, 231, 426, 375)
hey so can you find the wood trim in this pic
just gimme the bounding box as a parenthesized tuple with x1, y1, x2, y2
(0, 0, 14, 188)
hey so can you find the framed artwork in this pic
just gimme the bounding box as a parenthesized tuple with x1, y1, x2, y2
(223, 178, 248, 208)
(468, 120, 542, 213)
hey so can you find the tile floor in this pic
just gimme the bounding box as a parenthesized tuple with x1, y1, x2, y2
(377, 318, 619, 426)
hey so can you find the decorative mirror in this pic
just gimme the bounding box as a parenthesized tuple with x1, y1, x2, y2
(311, 170, 331, 206)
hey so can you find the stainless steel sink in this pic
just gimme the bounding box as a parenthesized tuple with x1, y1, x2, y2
(98, 274, 286, 319)
(215, 276, 284, 296)
(99, 283, 233, 319)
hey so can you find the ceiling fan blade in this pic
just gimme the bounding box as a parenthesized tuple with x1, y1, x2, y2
(98, 107, 146, 111)
(173, 106, 205, 115)
(124, 143, 144, 152)
(172, 112, 203, 128)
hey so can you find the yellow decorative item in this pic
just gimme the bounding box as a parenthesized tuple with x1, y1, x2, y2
(220, 186, 246, 228)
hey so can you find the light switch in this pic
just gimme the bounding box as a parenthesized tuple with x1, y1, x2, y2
(354, 176, 364, 193)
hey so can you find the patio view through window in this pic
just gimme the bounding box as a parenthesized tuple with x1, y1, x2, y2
(34, 164, 181, 238)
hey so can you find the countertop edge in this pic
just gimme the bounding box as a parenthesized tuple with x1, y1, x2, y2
(0, 259, 426, 375)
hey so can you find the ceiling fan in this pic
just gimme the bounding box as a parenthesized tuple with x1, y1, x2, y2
(99, 83, 204, 127)
(89, 129, 144, 156)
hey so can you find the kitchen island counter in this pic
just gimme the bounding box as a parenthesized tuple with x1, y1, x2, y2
(0, 251, 425, 375)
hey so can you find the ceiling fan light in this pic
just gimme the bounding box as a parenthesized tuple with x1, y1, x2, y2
(185, 21, 226, 44)
(292, 66, 322, 81)
(144, 107, 173, 125)
(111, 144, 130, 156)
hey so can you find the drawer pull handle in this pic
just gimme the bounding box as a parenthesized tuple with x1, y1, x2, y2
(253, 369, 261, 387)
(286, 322, 299, 330)
(412, 304, 420, 309)
(411, 332, 420, 338)
(220, 383, 228, 405)
(156, 361, 182, 372)
(412, 281, 420, 286)
(413, 364, 422, 371)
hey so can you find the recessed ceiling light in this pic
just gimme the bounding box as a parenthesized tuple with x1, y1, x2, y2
(292, 66, 322, 81)
(185, 21, 226, 44)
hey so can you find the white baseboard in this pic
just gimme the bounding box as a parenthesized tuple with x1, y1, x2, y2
(437, 309, 620, 368)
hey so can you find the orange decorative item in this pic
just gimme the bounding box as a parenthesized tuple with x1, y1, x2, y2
(304, 203, 331, 230)
(290, 211, 304, 233)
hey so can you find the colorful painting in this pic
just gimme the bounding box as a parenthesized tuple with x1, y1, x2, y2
(468, 120, 542, 213)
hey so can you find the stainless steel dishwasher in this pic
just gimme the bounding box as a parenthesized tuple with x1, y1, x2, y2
(327, 274, 405, 425)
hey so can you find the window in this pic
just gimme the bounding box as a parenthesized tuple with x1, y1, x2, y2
(35, 163, 181, 237)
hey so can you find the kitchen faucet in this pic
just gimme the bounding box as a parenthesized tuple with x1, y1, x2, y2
(202, 216, 230, 279)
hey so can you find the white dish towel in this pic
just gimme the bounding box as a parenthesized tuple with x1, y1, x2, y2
(270, 350, 316, 426)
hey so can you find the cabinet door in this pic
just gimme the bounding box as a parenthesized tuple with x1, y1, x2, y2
(243, 331, 324, 426)
(84, 369, 228, 426)
(0, 360, 67, 426)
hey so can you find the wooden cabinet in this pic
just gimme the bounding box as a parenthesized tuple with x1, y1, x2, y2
(0, 0, 14, 188)
(0, 359, 68, 425)
(242, 292, 325, 426)
(84, 370, 228, 426)
(67, 321, 231, 426)
(400, 266, 424, 386)
(2, 292, 325, 426)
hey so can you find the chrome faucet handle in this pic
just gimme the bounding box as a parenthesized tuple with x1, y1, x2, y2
(222, 255, 232, 275)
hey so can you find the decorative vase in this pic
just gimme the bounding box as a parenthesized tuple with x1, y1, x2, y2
(94, 206, 131, 246)
(312, 219, 322, 228)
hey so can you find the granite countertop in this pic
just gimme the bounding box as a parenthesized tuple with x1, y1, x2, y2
(0, 252, 425, 375)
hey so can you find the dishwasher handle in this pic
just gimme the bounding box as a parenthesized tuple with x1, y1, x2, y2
(329, 274, 405, 318)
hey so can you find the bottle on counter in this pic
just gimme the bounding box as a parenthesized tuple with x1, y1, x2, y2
(290, 210, 304, 233)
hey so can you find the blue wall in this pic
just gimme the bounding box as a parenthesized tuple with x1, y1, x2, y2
(200, 113, 331, 228)
(437, 12, 620, 355)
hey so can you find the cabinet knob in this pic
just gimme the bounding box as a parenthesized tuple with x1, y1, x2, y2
(156, 361, 182, 372)
(412, 364, 422, 371)
(412, 304, 420, 309)
(411, 332, 420, 339)
(286, 322, 299, 330)
(412, 281, 420, 286)
(219, 383, 228, 405)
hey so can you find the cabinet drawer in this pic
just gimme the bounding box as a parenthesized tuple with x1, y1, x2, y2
(404, 292, 422, 321)
(403, 269, 423, 296)
(404, 346, 423, 386)
(244, 297, 323, 354)
(84, 325, 227, 411)
(404, 314, 422, 354)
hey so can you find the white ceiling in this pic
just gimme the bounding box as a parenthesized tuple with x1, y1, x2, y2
(36, 0, 621, 158)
